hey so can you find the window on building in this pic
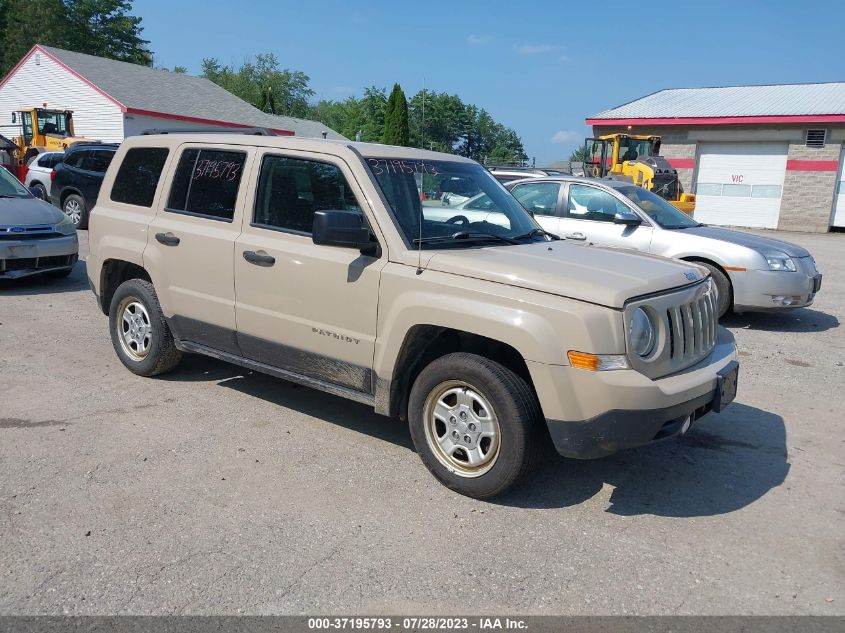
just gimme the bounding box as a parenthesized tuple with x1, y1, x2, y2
(696, 183, 723, 196)
(111, 147, 169, 207)
(721, 184, 752, 197)
(166, 148, 247, 222)
(253, 155, 361, 234)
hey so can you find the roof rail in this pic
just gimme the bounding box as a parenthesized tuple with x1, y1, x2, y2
(141, 127, 277, 136)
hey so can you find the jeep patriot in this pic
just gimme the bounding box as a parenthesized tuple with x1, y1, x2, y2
(87, 134, 738, 499)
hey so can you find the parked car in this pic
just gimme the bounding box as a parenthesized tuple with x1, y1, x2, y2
(24, 151, 64, 199)
(488, 166, 565, 184)
(507, 176, 823, 316)
(87, 134, 737, 499)
(0, 165, 78, 279)
(50, 143, 118, 229)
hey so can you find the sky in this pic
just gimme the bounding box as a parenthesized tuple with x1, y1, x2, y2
(136, 0, 845, 165)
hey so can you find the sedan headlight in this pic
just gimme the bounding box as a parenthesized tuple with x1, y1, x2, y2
(53, 215, 77, 236)
(629, 307, 656, 357)
(762, 249, 796, 272)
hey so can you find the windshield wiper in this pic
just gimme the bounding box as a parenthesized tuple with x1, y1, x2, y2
(413, 231, 520, 246)
(512, 227, 561, 241)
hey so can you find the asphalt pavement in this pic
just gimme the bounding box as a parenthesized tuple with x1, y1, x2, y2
(1, 230, 843, 615)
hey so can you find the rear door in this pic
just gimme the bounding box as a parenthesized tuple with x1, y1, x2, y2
(145, 144, 255, 354)
(559, 183, 653, 251)
(234, 149, 385, 392)
(508, 180, 564, 235)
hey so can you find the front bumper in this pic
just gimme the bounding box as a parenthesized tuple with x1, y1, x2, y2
(731, 259, 821, 312)
(0, 234, 79, 279)
(528, 327, 738, 459)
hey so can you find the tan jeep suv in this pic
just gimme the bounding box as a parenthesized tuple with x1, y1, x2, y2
(87, 134, 738, 499)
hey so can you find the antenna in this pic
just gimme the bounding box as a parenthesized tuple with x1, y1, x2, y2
(416, 79, 426, 275)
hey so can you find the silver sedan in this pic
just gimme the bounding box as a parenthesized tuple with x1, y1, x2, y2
(506, 176, 822, 316)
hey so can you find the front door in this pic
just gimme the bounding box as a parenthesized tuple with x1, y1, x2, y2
(234, 150, 385, 393)
(145, 144, 254, 354)
(559, 183, 653, 251)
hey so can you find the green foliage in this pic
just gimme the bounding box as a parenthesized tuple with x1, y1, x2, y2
(382, 83, 409, 146)
(201, 54, 314, 118)
(0, 0, 151, 76)
(569, 144, 589, 162)
(311, 85, 525, 159)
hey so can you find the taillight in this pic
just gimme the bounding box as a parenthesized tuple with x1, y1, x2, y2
(50, 170, 55, 181)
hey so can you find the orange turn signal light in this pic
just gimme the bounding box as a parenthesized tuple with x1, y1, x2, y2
(567, 351, 601, 371)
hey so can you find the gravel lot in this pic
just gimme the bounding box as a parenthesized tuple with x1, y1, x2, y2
(1, 230, 843, 615)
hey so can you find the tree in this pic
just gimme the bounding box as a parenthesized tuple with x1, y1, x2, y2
(202, 53, 314, 118)
(569, 145, 589, 162)
(0, 0, 151, 76)
(382, 83, 409, 146)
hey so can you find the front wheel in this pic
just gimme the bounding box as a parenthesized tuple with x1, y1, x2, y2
(63, 194, 88, 229)
(408, 353, 541, 499)
(108, 279, 182, 376)
(699, 263, 732, 317)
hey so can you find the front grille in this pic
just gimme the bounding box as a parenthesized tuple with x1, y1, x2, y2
(626, 278, 718, 379)
(0, 224, 57, 239)
(0, 254, 74, 273)
(665, 291, 717, 364)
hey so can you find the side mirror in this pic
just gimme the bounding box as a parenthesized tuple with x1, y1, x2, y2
(29, 186, 45, 200)
(613, 211, 642, 227)
(312, 210, 378, 254)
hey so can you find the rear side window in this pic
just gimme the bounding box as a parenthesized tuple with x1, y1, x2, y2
(111, 147, 169, 207)
(166, 148, 246, 221)
(64, 151, 87, 169)
(85, 150, 114, 173)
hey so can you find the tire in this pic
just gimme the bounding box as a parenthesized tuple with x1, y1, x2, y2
(698, 262, 732, 317)
(31, 183, 48, 200)
(44, 267, 73, 279)
(63, 194, 88, 229)
(408, 352, 541, 499)
(108, 279, 182, 377)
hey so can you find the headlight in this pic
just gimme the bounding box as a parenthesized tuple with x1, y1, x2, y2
(54, 215, 76, 236)
(762, 249, 796, 272)
(629, 307, 656, 357)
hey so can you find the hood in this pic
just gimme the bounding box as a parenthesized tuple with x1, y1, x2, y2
(682, 226, 810, 258)
(425, 241, 707, 309)
(0, 196, 65, 226)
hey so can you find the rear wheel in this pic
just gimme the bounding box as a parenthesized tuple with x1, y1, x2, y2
(63, 194, 87, 229)
(30, 182, 47, 200)
(698, 263, 732, 317)
(408, 353, 541, 499)
(109, 279, 182, 376)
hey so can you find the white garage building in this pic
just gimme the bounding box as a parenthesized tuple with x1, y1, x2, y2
(588, 83, 845, 232)
(0, 45, 345, 144)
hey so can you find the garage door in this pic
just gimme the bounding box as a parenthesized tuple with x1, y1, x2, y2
(694, 142, 788, 229)
(831, 147, 845, 228)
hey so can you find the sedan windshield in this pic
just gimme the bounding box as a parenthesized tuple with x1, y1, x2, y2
(0, 166, 30, 198)
(365, 157, 541, 247)
(618, 186, 700, 229)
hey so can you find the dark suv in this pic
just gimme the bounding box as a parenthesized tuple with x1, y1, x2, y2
(50, 143, 118, 229)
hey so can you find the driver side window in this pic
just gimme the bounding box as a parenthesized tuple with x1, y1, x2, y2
(510, 182, 560, 216)
(566, 185, 627, 223)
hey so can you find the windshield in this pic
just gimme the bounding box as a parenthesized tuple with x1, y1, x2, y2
(36, 110, 70, 136)
(365, 157, 541, 247)
(0, 166, 30, 198)
(618, 186, 699, 229)
(618, 137, 654, 162)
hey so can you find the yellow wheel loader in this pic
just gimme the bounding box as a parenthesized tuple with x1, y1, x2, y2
(584, 133, 696, 214)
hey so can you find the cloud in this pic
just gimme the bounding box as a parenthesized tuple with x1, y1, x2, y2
(467, 33, 492, 46)
(513, 43, 556, 55)
(551, 130, 580, 144)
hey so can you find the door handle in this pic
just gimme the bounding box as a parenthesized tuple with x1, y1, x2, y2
(155, 232, 180, 246)
(242, 250, 276, 266)
(566, 232, 586, 241)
